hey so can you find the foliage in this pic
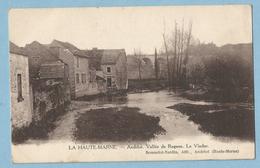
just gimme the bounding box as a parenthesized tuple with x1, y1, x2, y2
(186, 43, 253, 102)
(169, 103, 254, 140)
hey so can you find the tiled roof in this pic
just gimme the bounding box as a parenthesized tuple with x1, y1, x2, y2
(49, 40, 90, 58)
(24, 41, 59, 60)
(101, 49, 125, 65)
(50, 39, 79, 53)
(72, 50, 90, 58)
(9, 42, 27, 56)
(86, 49, 126, 69)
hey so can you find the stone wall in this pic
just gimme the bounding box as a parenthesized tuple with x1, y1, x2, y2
(32, 79, 70, 122)
(74, 56, 101, 97)
(127, 56, 155, 80)
(10, 53, 33, 129)
(101, 54, 128, 91)
(101, 64, 116, 89)
(55, 48, 76, 99)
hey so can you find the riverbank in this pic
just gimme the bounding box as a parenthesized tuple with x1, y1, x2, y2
(127, 79, 167, 93)
(167, 103, 254, 141)
(181, 88, 253, 103)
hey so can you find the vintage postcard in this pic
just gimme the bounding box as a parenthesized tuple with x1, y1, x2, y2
(9, 5, 254, 163)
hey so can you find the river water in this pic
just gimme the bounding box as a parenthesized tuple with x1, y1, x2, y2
(68, 90, 252, 143)
(17, 90, 254, 162)
(88, 90, 208, 140)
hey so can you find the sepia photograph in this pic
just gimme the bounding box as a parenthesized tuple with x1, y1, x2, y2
(9, 5, 254, 163)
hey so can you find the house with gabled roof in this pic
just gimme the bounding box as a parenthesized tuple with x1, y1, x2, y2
(87, 48, 128, 91)
(11, 41, 71, 125)
(48, 40, 101, 98)
(10, 42, 33, 129)
(23, 41, 59, 79)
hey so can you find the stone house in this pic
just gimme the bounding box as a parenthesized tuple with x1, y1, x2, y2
(39, 60, 69, 80)
(101, 50, 128, 91)
(48, 40, 102, 98)
(87, 48, 128, 91)
(11, 41, 71, 127)
(24, 41, 59, 79)
(39, 60, 71, 102)
(10, 42, 33, 129)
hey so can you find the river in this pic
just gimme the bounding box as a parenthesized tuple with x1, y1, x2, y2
(48, 90, 253, 143)
(17, 90, 254, 162)
(89, 90, 209, 140)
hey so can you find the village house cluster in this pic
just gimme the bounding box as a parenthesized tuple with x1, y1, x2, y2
(10, 40, 128, 130)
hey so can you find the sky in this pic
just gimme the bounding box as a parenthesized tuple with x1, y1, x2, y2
(9, 5, 252, 54)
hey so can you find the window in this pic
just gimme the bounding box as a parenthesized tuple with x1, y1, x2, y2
(17, 74, 24, 102)
(89, 72, 92, 83)
(76, 56, 79, 68)
(76, 73, 80, 84)
(89, 71, 95, 83)
(107, 77, 112, 87)
(81, 73, 86, 83)
(107, 67, 111, 73)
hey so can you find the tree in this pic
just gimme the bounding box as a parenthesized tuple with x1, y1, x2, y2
(171, 21, 178, 88)
(163, 27, 171, 87)
(182, 22, 192, 86)
(189, 63, 205, 87)
(162, 19, 193, 89)
(154, 48, 159, 80)
(134, 49, 143, 80)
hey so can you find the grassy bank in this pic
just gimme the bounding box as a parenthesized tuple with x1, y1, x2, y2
(181, 87, 253, 103)
(74, 107, 166, 142)
(168, 103, 254, 140)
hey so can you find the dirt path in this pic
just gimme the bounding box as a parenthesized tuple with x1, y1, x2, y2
(48, 101, 120, 141)
(48, 101, 91, 140)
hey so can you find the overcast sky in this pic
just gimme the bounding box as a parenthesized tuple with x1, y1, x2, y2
(9, 5, 252, 54)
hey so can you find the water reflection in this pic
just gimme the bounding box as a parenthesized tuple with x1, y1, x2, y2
(88, 90, 211, 141)
(86, 90, 254, 144)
